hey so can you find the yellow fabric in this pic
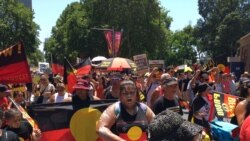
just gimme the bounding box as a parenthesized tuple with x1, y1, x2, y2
(70, 108, 102, 141)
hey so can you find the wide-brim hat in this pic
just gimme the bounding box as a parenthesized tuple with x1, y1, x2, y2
(53, 75, 63, 83)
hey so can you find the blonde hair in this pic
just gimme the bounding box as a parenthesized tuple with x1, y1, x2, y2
(56, 83, 65, 89)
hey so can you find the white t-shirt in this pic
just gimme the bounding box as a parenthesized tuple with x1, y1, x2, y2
(54, 92, 70, 103)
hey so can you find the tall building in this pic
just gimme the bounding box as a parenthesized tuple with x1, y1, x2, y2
(19, 0, 32, 9)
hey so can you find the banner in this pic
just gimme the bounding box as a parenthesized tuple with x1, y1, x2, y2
(28, 100, 115, 141)
(104, 31, 122, 57)
(202, 59, 215, 71)
(213, 92, 238, 118)
(0, 42, 32, 84)
(133, 54, 148, 75)
(104, 31, 113, 57)
(114, 32, 122, 56)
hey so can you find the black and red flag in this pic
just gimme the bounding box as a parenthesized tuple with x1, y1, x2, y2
(63, 58, 77, 93)
(63, 57, 92, 93)
(74, 57, 92, 76)
(51, 55, 64, 76)
(28, 100, 116, 141)
(0, 42, 32, 84)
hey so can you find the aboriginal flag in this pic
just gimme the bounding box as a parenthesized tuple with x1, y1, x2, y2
(74, 57, 92, 76)
(28, 100, 116, 141)
(0, 42, 32, 84)
(63, 58, 76, 93)
(52, 55, 64, 76)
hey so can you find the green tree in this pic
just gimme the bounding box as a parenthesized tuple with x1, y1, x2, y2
(28, 49, 44, 68)
(83, 0, 172, 59)
(45, 0, 173, 64)
(0, 0, 40, 62)
(196, 0, 250, 63)
(44, 2, 89, 62)
(167, 25, 197, 65)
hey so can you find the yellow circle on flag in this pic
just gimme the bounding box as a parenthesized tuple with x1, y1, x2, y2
(127, 126, 142, 141)
(217, 64, 225, 72)
(70, 108, 102, 141)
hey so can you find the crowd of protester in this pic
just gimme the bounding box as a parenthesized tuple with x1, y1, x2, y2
(1, 63, 250, 140)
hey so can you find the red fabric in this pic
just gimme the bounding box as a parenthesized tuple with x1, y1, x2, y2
(66, 73, 77, 93)
(207, 94, 215, 121)
(114, 32, 122, 56)
(0, 42, 31, 84)
(39, 128, 75, 141)
(224, 66, 230, 74)
(240, 115, 250, 141)
(96, 85, 104, 99)
(0, 61, 31, 84)
(119, 132, 147, 141)
(104, 31, 113, 56)
(52, 63, 64, 76)
(76, 65, 91, 75)
(0, 97, 9, 111)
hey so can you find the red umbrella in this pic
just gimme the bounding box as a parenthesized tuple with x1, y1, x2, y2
(99, 57, 136, 71)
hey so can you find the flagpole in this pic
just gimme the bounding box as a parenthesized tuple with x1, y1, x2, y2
(64, 57, 77, 76)
(8, 97, 38, 129)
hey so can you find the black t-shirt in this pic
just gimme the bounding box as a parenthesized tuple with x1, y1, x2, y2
(6, 121, 33, 140)
(152, 96, 183, 115)
(0, 130, 19, 141)
(72, 95, 91, 112)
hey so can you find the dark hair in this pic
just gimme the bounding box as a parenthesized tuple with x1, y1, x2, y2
(5, 109, 22, 120)
(166, 66, 174, 72)
(149, 110, 202, 141)
(239, 82, 250, 98)
(197, 84, 210, 94)
(199, 71, 209, 79)
(120, 80, 136, 92)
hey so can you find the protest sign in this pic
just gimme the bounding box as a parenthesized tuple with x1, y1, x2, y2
(133, 54, 148, 75)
